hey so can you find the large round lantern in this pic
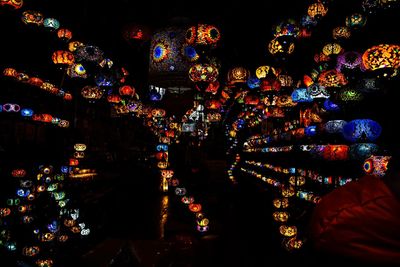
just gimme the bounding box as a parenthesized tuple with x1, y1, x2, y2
(336, 51, 363, 71)
(342, 119, 382, 142)
(52, 51, 75, 65)
(81, 86, 104, 101)
(324, 120, 347, 134)
(75, 45, 104, 62)
(279, 225, 297, 237)
(188, 203, 202, 212)
(3, 67, 18, 78)
(318, 69, 348, 87)
(273, 211, 289, 222)
(346, 13, 367, 29)
(307, 2, 328, 18)
(349, 143, 379, 160)
(255, 65, 279, 79)
(268, 37, 295, 55)
(57, 28, 73, 41)
(291, 88, 313, 103)
(185, 24, 221, 46)
(362, 44, 400, 71)
(0, 0, 23, 9)
(323, 145, 349, 160)
(21, 10, 43, 25)
(322, 43, 342, 56)
(43, 18, 60, 30)
(189, 64, 219, 83)
(363, 155, 391, 177)
(119, 85, 135, 96)
(227, 67, 250, 85)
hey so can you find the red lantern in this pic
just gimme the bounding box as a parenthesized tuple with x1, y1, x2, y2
(188, 203, 202, 213)
(107, 95, 121, 103)
(52, 50, 75, 65)
(69, 158, 79, 166)
(57, 28, 73, 41)
(323, 145, 349, 161)
(27, 77, 44, 87)
(165, 130, 175, 138)
(206, 99, 222, 110)
(3, 68, 18, 77)
(155, 152, 168, 161)
(63, 93, 73, 101)
(151, 108, 166, 118)
(12, 169, 26, 178)
(0, 0, 23, 9)
(244, 95, 260, 105)
(119, 85, 135, 96)
(261, 78, 281, 91)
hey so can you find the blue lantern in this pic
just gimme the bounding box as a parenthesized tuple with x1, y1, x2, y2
(323, 99, 340, 111)
(307, 83, 330, 99)
(156, 144, 168, 152)
(149, 89, 162, 101)
(95, 73, 115, 87)
(291, 88, 313, 103)
(349, 143, 379, 160)
(324, 120, 347, 134)
(342, 119, 382, 142)
(247, 76, 261, 89)
(60, 166, 69, 174)
(43, 18, 60, 30)
(305, 125, 317, 136)
(21, 108, 33, 117)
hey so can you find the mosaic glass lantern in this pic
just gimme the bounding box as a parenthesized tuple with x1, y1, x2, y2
(268, 37, 295, 55)
(346, 13, 367, 29)
(307, 2, 328, 19)
(273, 211, 289, 222)
(362, 0, 379, 14)
(247, 76, 261, 89)
(323, 145, 349, 160)
(279, 225, 297, 237)
(3, 67, 18, 77)
(324, 120, 347, 133)
(68, 41, 84, 52)
(189, 64, 219, 83)
(276, 95, 296, 107)
(43, 18, 60, 30)
(67, 63, 87, 78)
(349, 143, 379, 160)
(291, 88, 313, 103)
(52, 50, 75, 65)
(255, 65, 279, 79)
(362, 44, 400, 71)
(74, 45, 104, 63)
(0, 0, 23, 9)
(227, 67, 250, 84)
(307, 83, 330, 99)
(21, 10, 43, 25)
(278, 74, 293, 87)
(336, 51, 363, 72)
(57, 28, 73, 41)
(272, 19, 300, 38)
(318, 69, 348, 87)
(81, 86, 104, 101)
(322, 43, 342, 56)
(363, 155, 391, 177)
(339, 87, 363, 102)
(342, 119, 382, 142)
(332, 26, 351, 40)
(185, 24, 221, 46)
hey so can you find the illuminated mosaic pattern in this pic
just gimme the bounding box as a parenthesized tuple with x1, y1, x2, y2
(186, 24, 221, 46)
(362, 44, 400, 71)
(342, 119, 382, 142)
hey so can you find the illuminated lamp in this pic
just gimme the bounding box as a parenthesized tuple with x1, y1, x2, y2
(161, 169, 174, 179)
(21, 10, 44, 26)
(284, 237, 304, 250)
(307, 83, 329, 99)
(119, 85, 135, 97)
(289, 176, 306, 186)
(58, 235, 69, 242)
(64, 219, 75, 227)
(260, 78, 281, 91)
(81, 86, 104, 100)
(323, 145, 349, 160)
(71, 226, 81, 234)
(156, 144, 168, 152)
(58, 120, 70, 128)
(185, 24, 221, 46)
(279, 225, 297, 237)
(22, 246, 40, 257)
(322, 43, 342, 56)
(342, 119, 382, 142)
(362, 44, 400, 71)
(291, 88, 313, 103)
(68, 41, 84, 52)
(151, 108, 166, 118)
(305, 126, 317, 136)
(281, 187, 295, 197)
(318, 69, 348, 87)
(69, 159, 79, 166)
(247, 76, 261, 89)
(350, 143, 379, 160)
(307, 2, 328, 18)
(74, 143, 87, 151)
(52, 50, 75, 65)
(255, 65, 279, 79)
(155, 152, 168, 161)
(122, 23, 150, 41)
(189, 64, 219, 83)
(67, 63, 87, 78)
(336, 51, 363, 71)
(3, 67, 18, 77)
(323, 99, 340, 112)
(0, 0, 23, 9)
(206, 99, 222, 110)
(198, 80, 219, 94)
(346, 13, 367, 29)
(278, 74, 293, 87)
(276, 95, 296, 107)
(36, 259, 54, 267)
(99, 58, 114, 68)
(95, 73, 115, 87)
(158, 161, 169, 169)
(324, 120, 347, 133)
(272, 19, 300, 38)
(227, 67, 250, 84)
(299, 27, 312, 38)
(170, 177, 179, 187)
(75, 45, 104, 62)
(17, 72, 29, 82)
(0, 208, 11, 217)
(188, 203, 202, 212)
(2, 103, 20, 112)
(197, 225, 209, 232)
(362, 0, 379, 14)
(43, 18, 60, 30)
(314, 52, 330, 63)
(301, 15, 318, 28)
(268, 37, 295, 55)
(339, 87, 363, 102)
(175, 187, 187, 196)
(197, 218, 209, 227)
(181, 196, 195, 204)
(107, 94, 121, 104)
(244, 95, 260, 106)
(332, 26, 351, 40)
(12, 169, 26, 177)
(26, 77, 43, 87)
(207, 112, 222, 122)
(57, 28, 73, 41)
(363, 155, 391, 177)
(273, 211, 289, 222)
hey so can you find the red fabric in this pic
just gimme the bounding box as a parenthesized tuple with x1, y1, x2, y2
(310, 175, 400, 264)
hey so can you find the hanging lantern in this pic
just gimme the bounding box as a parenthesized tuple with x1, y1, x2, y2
(332, 26, 351, 40)
(21, 10, 43, 25)
(276, 95, 296, 107)
(323, 99, 340, 112)
(362, 44, 400, 71)
(260, 78, 281, 91)
(322, 43, 342, 56)
(291, 88, 313, 103)
(197, 218, 209, 227)
(289, 176, 306, 186)
(307, 2, 328, 18)
(68, 41, 84, 52)
(272, 19, 300, 38)
(175, 187, 187, 196)
(279, 225, 297, 237)
(188, 203, 202, 212)
(255, 65, 279, 79)
(67, 63, 87, 78)
(158, 161, 169, 169)
(119, 85, 135, 96)
(307, 83, 330, 99)
(278, 75, 293, 87)
(244, 95, 260, 106)
(0, 208, 11, 217)
(21, 108, 34, 117)
(336, 51, 363, 71)
(156, 144, 169, 152)
(57, 28, 73, 41)
(151, 108, 166, 118)
(268, 37, 295, 55)
(314, 52, 331, 63)
(281, 187, 296, 197)
(189, 64, 219, 83)
(22, 246, 40, 257)
(197, 225, 209, 232)
(155, 152, 168, 161)
(363, 155, 391, 177)
(273, 211, 289, 222)
(69, 159, 79, 166)
(185, 24, 221, 46)
(339, 87, 363, 102)
(346, 13, 367, 29)
(227, 67, 250, 85)
(206, 99, 222, 110)
(342, 119, 382, 142)
(107, 94, 121, 104)
(74, 144, 87, 151)
(247, 76, 261, 89)
(301, 15, 318, 28)
(75, 45, 104, 62)
(36, 259, 54, 267)
(3, 67, 18, 77)
(323, 145, 349, 160)
(12, 169, 26, 177)
(324, 120, 347, 133)
(27, 77, 44, 87)
(350, 143, 379, 160)
(81, 86, 104, 100)
(43, 18, 60, 30)
(52, 50, 75, 65)
(122, 23, 151, 42)
(318, 69, 348, 87)
(0, 0, 23, 9)
(161, 169, 174, 179)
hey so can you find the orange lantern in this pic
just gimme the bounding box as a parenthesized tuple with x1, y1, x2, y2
(206, 99, 222, 110)
(307, 2, 328, 18)
(261, 78, 281, 91)
(52, 50, 75, 65)
(161, 170, 174, 179)
(119, 85, 135, 96)
(74, 143, 87, 151)
(188, 203, 202, 212)
(0, 0, 23, 9)
(57, 28, 73, 41)
(69, 158, 79, 166)
(3, 68, 18, 77)
(155, 152, 168, 161)
(107, 94, 121, 103)
(151, 108, 166, 118)
(63, 93, 73, 101)
(21, 10, 44, 25)
(68, 41, 84, 52)
(273, 198, 289, 209)
(273, 211, 289, 222)
(27, 77, 44, 87)
(227, 67, 250, 84)
(279, 225, 297, 237)
(244, 95, 260, 105)
(323, 145, 349, 160)
(0, 208, 11, 217)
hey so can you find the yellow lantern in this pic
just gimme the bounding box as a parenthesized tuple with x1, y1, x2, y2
(279, 225, 297, 237)
(289, 176, 306, 186)
(307, 2, 328, 18)
(273, 198, 289, 209)
(255, 65, 279, 79)
(281, 187, 295, 197)
(74, 143, 87, 152)
(362, 44, 400, 71)
(227, 67, 250, 84)
(322, 43, 342, 56)
(273, 211, 289, 222)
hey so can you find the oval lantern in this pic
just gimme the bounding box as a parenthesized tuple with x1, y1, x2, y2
(349, 143, 379, 160)
(342, 119, 382, 142)
(0, 0, 23, 9)
(324, 120, 347, 134)
(186, 24, 221, 46)
(52, 50, 75, 65)
(279, 225, 297, 237)
(188, 203, 202, 213)
(21, 10, 43, 25)
(227, 67, 250, 85)
(363, 155, 391, 177)
(43, 18, 60, 30)
(362, 44, 400, 71)
(74, 143, 87, 151)
(323, 145, 349, 161)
